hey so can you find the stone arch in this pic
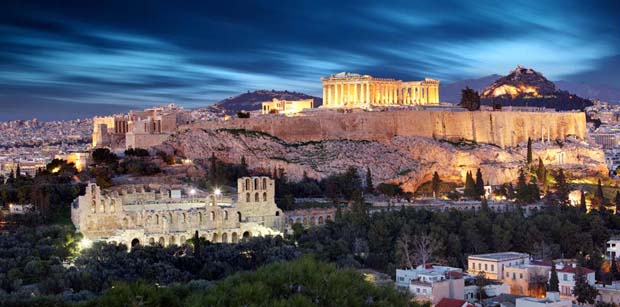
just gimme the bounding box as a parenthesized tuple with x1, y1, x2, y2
(100, 200, 106, 213)
(232, 232, 238, 243)
(122, 217, 129, 228)
(212, 233, 219, 243)
(224, 210, 228, 220)
(254, 178, 259, 190)
(182, 212, 187, 224)
(275, 211, 280, 216)
(155, 214, 160, 225)
(263, 192, 267, 202)
(131, 238, 140, 248)
(210, 211, 215, 221)
(318, 216, 324, 224)
(246, 192, 250, 202)
(237, 211, 242, 222)
(295, 217, 301, 224)
(254, 192, 259, 202)
(158, 237, 165, 246)
(110, 200, 115, 213)
(180, 235, 186, 243)
(169, 235, 176, 246)
(243, 231, 251, 239)
(289, 218, 294, 224)
(262, 178, 267, 189)
(168, 212, 174, 225)
(149, 237, 155, 245)
(221, 233, 228, 243)
(326, 215, 332, 222)
(310, 216, 316, 225)
(245, 178, 251, 190)
(199, 212, 203, 224)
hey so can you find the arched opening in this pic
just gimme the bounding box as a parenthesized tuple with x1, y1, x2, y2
(221, 233, 228, 243)
(169, 236, 176, 246)
(254, 192, 259, 202)
(318, 216, 324, 224)
(254, 178, 259, 190)
(295, 217, 301, 224)
(122, 217, 129, 228)
(275, 211, 280, 216)
(155, 214, 160, 225)
(131, 238, 140, 248)
(245, 178, 250, 190)
(168, 212, 173, 225)
(210, 211, 215, 221)
(158, 237, 165, 246)
(232, 232, 238, 243)
(246, 192, 250, 202)
(289, 218, 294, 225)
(148, 237, 155, 245)
(326, 215, 332, 222)
(310, 216, 316, 225)
(199, 212, 203, 224)
(242, 231, 251, 239)
(212, 233, 219, 243)
(182, 213, 187, 224)
(262, 178, 267, 189)
(263, 192, 267, 202)
(180, 235, 186, 243)
(237, 211, 242, 222)
(224, 210, 228, 220)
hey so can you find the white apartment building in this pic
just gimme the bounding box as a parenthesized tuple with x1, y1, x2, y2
(607, 239, 620, 260)
(553, 263, 595, 300)
(396, 265, 464, 305)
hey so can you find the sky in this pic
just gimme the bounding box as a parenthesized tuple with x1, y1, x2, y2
(1, 0, 619, 121)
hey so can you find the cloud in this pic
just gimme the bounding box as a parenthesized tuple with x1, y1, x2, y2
(0, 0, 618, 120)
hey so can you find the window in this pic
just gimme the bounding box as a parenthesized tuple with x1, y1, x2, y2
(246, 193, 250, 202)
(263, 192, 267, 202)
(224, 211, 228, 220)
(262, 178, 267, 189)
(478, 263, 481, 270)
(484, 264, 488, 271)
(254, 178, 259, 190)
(563, 274, 568, 281)
(491, 265, 494, 272)
(512, 273, 516, 280)
(520, 273, 523, 279)
(254, 193, 259, 202)
(506, 272, 509, 278)
(245, 178, 250, 190)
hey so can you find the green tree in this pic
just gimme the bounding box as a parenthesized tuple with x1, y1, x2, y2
(611, 260, 620, 282)
(431, 171, 441, 198)
(475, 168, 485, 198)
(572, 267, 599, 304)
(527, 137, 533, 164)
(596, 178, 606, 206)
(580, 190, 587, 213)
(459, 87, 481, 111)
(615, 191, 620, 215)
(548, 264, 559, 291)
(554, 169, 570, 206)
(464, 171, 477, 199)
(365, 167, 373, 194)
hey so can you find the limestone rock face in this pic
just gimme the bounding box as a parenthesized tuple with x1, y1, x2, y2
(157, 129, 607, 192)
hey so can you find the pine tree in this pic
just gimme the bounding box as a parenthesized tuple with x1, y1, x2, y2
(573, 267, 599, 304)
(365, 167, 373, 194)
(431, 172, 441, 199)
(527, 138, 533, 164)
(475, 168, 485, 198)
(548, 264, 559, 292)
(580, 190, 587, 213)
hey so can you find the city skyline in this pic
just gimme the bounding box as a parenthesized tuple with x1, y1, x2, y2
(1, 0, 619, 121)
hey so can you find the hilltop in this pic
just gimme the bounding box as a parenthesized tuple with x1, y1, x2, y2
(211, 90, 322, 114)
(479, 66, 592, 110)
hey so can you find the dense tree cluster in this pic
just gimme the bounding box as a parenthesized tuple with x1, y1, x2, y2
(459, 87, 481, 111)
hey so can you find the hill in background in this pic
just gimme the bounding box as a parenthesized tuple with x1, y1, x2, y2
(212, 90, 322, 114)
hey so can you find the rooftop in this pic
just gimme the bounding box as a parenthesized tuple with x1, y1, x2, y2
(469, 252, 529, 261)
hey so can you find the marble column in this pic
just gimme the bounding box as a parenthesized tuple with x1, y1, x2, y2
(353, 82, 357, 106)
(365, 83, 370, 106)
(323, 86, 327, 107)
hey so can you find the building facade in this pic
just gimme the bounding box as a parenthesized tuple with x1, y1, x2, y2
(261, 98, 314, 115)
(320, 72, 439, 108)
(503, 263, 551, 297)
(396, 265, 464, 305)
(71, 176, 284, 247)
(468, 252, 530, 280)
(92, 103, 191, 151)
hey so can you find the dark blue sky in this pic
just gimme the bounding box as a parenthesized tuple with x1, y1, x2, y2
(1, 0, 619, 120)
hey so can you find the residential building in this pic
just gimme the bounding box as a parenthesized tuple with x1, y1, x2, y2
(607, 239, 620, 260)
(503, 262, 551, 297)
(468, 252, 530, 280)
(552, 263, 595, 300)
(396, 265, 464, 305)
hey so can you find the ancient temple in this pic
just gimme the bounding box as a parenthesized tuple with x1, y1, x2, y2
(321, 72, 440, 108)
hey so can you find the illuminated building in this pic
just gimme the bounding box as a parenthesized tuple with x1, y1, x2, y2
(261, 98, 314, 115)
(321, 72, 439, 108)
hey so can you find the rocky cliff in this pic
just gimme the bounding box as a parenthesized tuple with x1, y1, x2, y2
(157, 128, 607, 192)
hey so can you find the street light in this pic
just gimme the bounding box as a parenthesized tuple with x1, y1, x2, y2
(214, 188, 221, 197)
(190, 188, 196, 202)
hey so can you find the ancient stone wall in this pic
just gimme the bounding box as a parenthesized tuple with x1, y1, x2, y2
(184, 110, 586, 147)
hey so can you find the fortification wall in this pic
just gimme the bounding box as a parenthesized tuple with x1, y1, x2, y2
(184, 110, 586, 147)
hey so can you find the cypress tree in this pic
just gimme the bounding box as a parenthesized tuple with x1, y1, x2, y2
(554, 169, 569, 206)
(365, 167, 373, 194)
(464, 171, 477, 199)
(193, 230, 201, 257)
(549, 264, 559, 292)
(432, 171, 441, 199)
(475, 168, 485, 198)
(516, 169, 529, 203)
(596, 179, 606, 205)
(615, 191, 620, 215)
(580, 190, 587, 213)
(527, 137, 533, 164)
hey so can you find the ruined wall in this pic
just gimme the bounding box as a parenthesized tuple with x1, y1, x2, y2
(185, 110, 586, 147)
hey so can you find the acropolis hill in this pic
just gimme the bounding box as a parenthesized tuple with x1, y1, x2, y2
(185, 109, 585, 148)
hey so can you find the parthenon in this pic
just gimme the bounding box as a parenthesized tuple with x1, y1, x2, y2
(321, 72, 440, 108)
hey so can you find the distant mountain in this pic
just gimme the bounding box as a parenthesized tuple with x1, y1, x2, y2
(212, 90, 322, 114)
(479, 66, 591, 111)
(441, 72, 620, 104)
